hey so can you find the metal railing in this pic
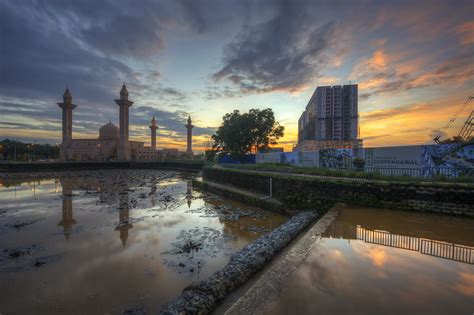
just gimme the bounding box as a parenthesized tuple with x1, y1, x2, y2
(356, 226, 474, 264)
(364, 166, 474, 182)
(420, 239, 473, 263)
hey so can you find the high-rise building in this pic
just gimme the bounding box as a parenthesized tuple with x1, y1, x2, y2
(297, 84, 362, 151)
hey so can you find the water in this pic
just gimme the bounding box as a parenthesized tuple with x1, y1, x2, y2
(0, 170, 287, 314)
(265, 206, 474, 315)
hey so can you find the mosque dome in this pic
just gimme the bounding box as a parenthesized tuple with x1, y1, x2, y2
(99, 122, 119, 140)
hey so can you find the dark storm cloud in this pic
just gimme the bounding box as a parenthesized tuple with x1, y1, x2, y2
(212, 1, 339, 95)
(0, 1, 133, 104)
(0, 0, 223, 139)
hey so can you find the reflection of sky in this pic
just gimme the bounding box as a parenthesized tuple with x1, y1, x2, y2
(266, 207, 474, 314)
(1, 1, 473, 151)
(0, 171, 287, 314)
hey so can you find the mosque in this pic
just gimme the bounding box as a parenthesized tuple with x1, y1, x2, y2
(57, 84, 194, 161)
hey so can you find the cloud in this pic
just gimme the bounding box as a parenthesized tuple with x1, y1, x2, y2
(0, 1, 204, 147)
(355, 49, 474, 100)
(359, 95, 471, 146)
(0, 1, 133, 103)
(456, 21, 474, 45)
(25, 0, 228, 59)
(211, 1, 341, 96)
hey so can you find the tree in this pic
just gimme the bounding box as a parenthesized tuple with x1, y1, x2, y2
(211, 108, 284, 161)
(0, 139, 60, 160)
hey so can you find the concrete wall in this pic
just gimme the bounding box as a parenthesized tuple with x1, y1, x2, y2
(203, 167, 474, 217)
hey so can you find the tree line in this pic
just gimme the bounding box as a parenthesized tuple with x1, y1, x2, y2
(0, 139, 59, 161)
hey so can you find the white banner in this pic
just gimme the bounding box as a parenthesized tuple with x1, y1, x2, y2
(365, 146, 422, 169)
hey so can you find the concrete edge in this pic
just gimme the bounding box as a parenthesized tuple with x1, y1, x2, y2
(224, 205, 342, 315)
(192, 179, 292, 215)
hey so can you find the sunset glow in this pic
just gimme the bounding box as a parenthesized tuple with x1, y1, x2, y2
(1, 0, 472, 151)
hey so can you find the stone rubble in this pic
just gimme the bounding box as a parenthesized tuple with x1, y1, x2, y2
(160, 210, 318, 314)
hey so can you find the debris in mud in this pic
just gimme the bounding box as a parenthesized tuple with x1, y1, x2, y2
(162, 227, 233, 277)
(7, 218, 44, 230)
(0, 244, 61, 272)
(31, 255, 61, 269)
(121, 304, 147, 315)
(186, 199, 267, 222)
(246, 225, 271, 234)
(2, 244, 41, 262)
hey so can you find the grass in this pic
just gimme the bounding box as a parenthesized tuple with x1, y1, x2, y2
(216, 163, 474, 184)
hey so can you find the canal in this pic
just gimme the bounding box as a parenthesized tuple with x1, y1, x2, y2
(0, 169, 287, 314)
(263, 206, 474, 314)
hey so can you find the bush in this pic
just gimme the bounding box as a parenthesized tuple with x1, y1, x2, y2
(352, 158, 365, 170)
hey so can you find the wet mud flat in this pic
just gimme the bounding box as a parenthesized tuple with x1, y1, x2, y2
(0, 169, 287, 314)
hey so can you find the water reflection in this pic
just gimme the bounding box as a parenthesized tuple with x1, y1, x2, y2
(115, 187, 133, 247)
(324, 222, 474, 264)
(0, 170, 287, 314)
(265, 206, 474, 315)
(57, 181, 76, 241)
(186, 179, 192, 209)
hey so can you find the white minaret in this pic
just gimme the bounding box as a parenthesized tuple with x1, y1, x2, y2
(150, 116, 157, 150)
(115, 83, 133, 160)
(185, 116, 194, 158)
(57, 87, 77, 161)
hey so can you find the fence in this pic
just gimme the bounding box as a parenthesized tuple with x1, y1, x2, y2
(364, 166, 474, 181)
(420, 239, 473, 264)
(356, 226, 474, 264)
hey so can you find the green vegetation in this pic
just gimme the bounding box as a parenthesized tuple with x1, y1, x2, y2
(352, 157, 365, 170)
(209, 108, 284, 162)
(0, 139, 59, 161)
(218, 163, 474, 183)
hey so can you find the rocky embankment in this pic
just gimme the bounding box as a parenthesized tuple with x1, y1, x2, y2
(160, 210, 318, 314)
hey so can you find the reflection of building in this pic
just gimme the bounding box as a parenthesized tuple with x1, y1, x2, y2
(57, 181, 77, 241)
(57, 177, 134, 247)
(297, 85, 362, 151)
(186, 180, 193, 208)
(57, 85, 194, 161)
(115, 190, 133, 247)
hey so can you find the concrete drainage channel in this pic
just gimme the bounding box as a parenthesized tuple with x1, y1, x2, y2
(160, 210, 320, 314)
(224, 206, 341, 314)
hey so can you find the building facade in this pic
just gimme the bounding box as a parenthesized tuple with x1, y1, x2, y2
(57, 84, 192, 161)
(297, 84, 362, 151)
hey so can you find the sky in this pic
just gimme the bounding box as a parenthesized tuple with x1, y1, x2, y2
(0, 0, 473, 151)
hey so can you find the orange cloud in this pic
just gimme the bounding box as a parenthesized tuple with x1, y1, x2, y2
(360, 95, 471, 147)
(372, 50, 387, 68)
(456, 21, 474, 45)
(452, 272, 474, 296)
